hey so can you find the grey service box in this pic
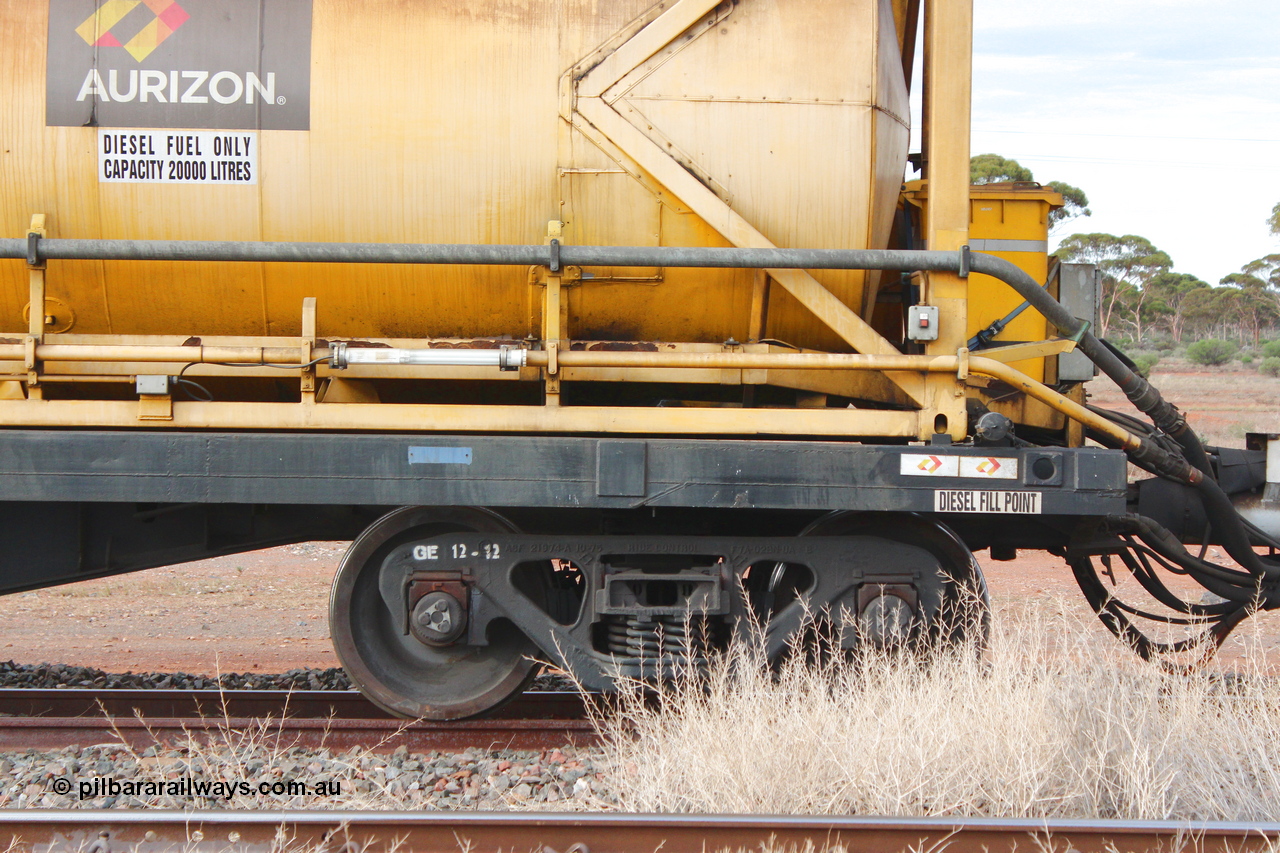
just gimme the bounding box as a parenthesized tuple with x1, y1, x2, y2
(907, 304, 940, 341)
(1058, 263, 1100, 381)
(135, 375, 173, 395)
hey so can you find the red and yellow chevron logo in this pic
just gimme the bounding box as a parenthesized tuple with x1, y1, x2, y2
(75, 0, 190, 62)
(917, 455, 942, 473)
(976, 457, 1002, 475)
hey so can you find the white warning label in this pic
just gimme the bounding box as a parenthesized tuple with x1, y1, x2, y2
(959, 456, 1018, 479)
(901, 454, 959, 476)
(98, 130, 257, 184)
(934, 490, 1042, 514)
(901, 454, 1018, 479)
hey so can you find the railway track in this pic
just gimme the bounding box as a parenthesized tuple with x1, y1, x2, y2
(0, 689, 594, 752)
(1, 811, 1277, 853)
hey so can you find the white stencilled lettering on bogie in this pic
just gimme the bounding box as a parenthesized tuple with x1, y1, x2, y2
(76, 70, 279, 106)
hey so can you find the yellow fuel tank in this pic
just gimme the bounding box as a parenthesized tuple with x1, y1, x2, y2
(0, 0, 910, 350)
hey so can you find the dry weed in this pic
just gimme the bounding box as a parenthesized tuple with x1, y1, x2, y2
(585, 598, 1280, 821)
(77, 682, 440, 809)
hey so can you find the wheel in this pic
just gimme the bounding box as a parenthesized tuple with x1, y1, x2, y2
(329, 506, 541, 720)
(798, 511, 990, 651)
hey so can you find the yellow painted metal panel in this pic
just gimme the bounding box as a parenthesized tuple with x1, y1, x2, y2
(863, 0, 913, 315)
(0, 398, 920, 439)
(965, 186, 1059, 382)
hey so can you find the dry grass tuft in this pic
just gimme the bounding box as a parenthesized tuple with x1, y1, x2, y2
(586, 599, 1280, 821)
(76, 686, 439, 809)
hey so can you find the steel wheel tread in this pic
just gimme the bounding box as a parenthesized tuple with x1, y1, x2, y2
(329, 506, 540, 721)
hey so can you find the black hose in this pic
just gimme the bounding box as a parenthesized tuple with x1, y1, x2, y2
(1119, 543, 1240, 617)
(1069, 552, 1248, 661)
(962, 255, 1209, 464)
(1121, 515, 1278, 602)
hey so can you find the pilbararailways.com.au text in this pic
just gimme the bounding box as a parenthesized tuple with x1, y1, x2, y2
(49, 776, 342, 800)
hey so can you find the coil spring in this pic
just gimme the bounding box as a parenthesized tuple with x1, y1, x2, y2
(602, 614, 719, 666)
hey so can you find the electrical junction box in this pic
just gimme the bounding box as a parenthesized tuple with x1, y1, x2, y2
(907, 305, 939, 341)
(136, 375, 173, 396)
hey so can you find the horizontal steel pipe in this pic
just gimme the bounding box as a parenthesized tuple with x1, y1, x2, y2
(31, 375, 134, 384)
(0, 237, 1103, 377)
(0, 234, 1195, 474)
(526, 349, 1140, 452)
(1, 237, 975, 274)
(0, 344, 306, 364)
(0, 399, 920, 437)
(334, 343, 526, 370)
(533, 350, 953, 372)
(0, 235, 1109, 391)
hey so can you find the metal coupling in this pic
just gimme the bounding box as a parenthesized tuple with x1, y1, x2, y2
(498, 344, 523, 371)
(975, 411, 1014, 444)
(329, 341, 348, 369)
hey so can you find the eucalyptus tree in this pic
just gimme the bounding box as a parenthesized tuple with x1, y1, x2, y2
(969, 154, 1090, 231)
(1146, 272, 1209, 343)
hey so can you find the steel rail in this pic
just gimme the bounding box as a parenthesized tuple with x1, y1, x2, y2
(0, 690, 593, 752)
(0, 715, 596, 753)
(0, 688, 586, 720)
(0, 811, 1275, 853)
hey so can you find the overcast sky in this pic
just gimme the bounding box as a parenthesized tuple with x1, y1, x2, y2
(913, 1, 1280, 285)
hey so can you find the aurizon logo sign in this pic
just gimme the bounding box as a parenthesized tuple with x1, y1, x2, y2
(47, 0, 313, 131)
(76, 0, 191, 62)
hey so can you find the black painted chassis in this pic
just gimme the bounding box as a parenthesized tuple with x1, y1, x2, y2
(0, 427, 1122, 575)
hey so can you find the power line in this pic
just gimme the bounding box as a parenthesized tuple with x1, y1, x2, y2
(975, 128, 1280, 144)
(978, 153, 1280, 172)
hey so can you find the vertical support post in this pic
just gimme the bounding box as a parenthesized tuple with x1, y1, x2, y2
(300, 297, 317, 404)
(25, 214, 47, 400)
(744, 269, 771, 407)
(748, 269, 770, 342)
(922, 0, 972, 439)
(1065, 384, 1086, 447)
(542, 221, 564, 407)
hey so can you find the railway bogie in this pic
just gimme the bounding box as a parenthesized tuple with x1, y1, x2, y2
(330, 506, 997, 718)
